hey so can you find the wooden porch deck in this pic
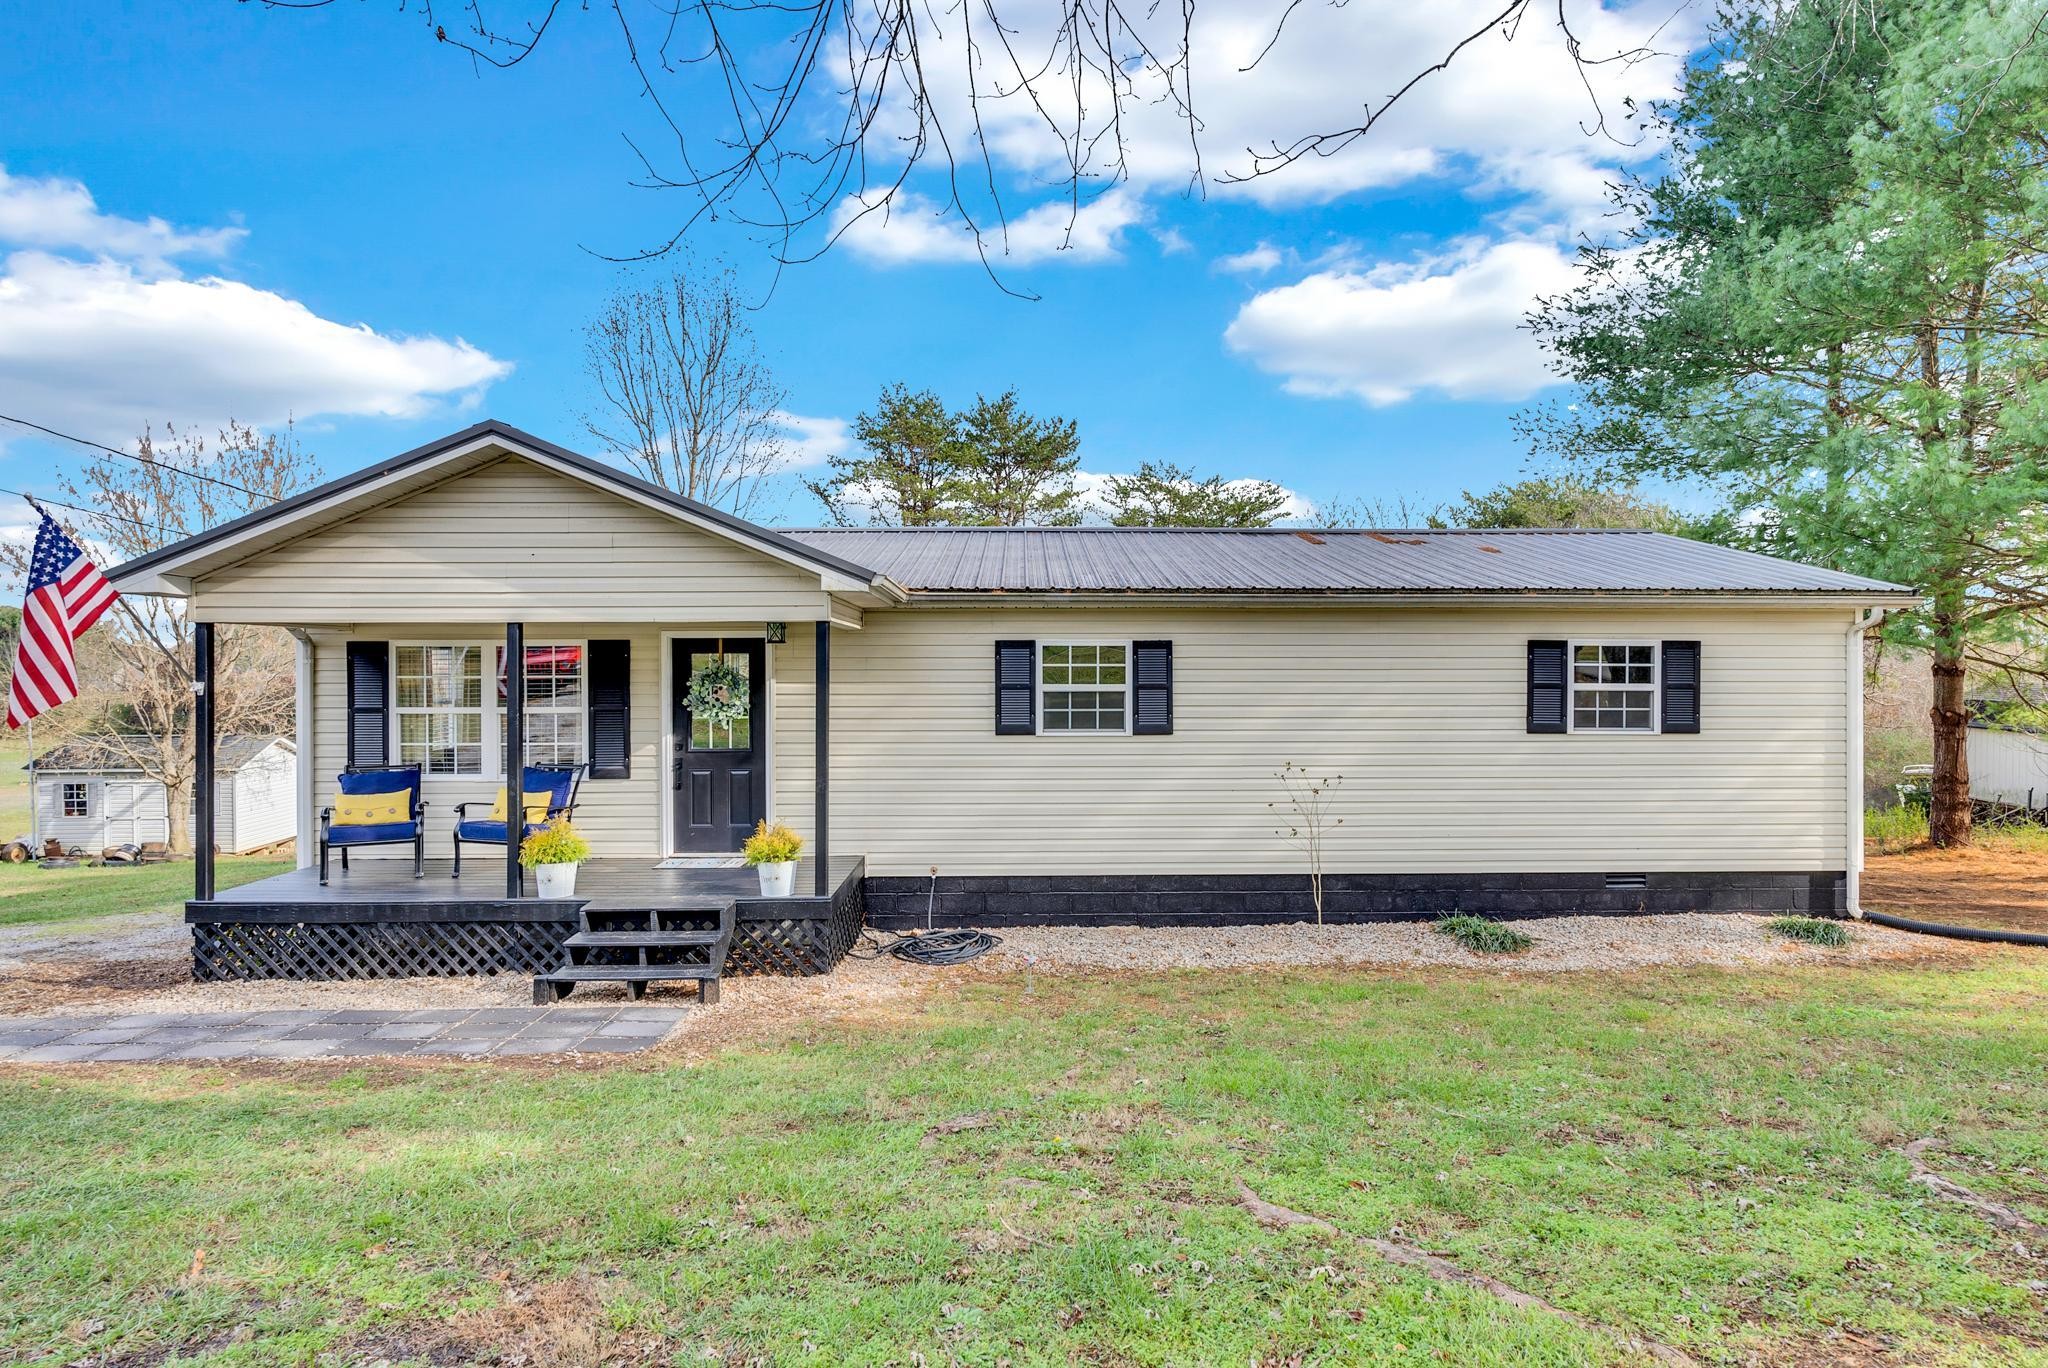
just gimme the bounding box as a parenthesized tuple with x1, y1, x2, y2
(186, 857, 867, 979)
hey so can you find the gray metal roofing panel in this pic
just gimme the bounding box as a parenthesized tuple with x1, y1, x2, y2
(780, 527, 1910, 595)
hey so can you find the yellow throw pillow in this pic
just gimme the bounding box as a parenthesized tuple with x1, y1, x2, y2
(334, 790, 411, 827)
(488, 789, 555, 826)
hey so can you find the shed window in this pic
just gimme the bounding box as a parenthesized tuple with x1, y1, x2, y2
(1040, 643, 1128, 734)
(61, 782, 88, 818)
(497, 643, 586, 768)
(394, 644, 487, 775)
(1570, 642, 1658, 733)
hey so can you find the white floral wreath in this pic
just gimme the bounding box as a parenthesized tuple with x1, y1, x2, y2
(685, 658, 750, 726)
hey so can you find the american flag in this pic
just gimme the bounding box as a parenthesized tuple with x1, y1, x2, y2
(7, 506, 118, 729)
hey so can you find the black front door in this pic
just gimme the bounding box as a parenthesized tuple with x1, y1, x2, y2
(673, 637, 766, 852)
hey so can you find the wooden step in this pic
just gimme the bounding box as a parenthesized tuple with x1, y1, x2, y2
(563, 930, 725, 949)
(534, 963, 721, 1004)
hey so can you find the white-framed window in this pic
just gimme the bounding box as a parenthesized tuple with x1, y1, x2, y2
(61, 781, 88, 818)
(496, 642, 587, 768)
(393, 643, 488, 775)
(1039, 641, 1130, 734)
(1569, 641, 1659, 733)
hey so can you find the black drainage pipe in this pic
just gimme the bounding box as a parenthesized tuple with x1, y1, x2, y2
(1862, 909, 2048, 948)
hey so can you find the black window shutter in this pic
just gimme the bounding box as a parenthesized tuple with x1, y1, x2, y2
(1662, 640, 1702, 734)
(346, 641, 390, 767)
(995, 640, 1036, 735)
(587, 639, 632, 778)
(1527, 640, 1568, 734)
(1132, 640, 1173, 735)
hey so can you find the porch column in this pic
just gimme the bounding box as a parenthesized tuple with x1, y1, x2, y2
(815, 620, 830, 897)
(193, 621, 216, 901)
(505, 621, 524, 898)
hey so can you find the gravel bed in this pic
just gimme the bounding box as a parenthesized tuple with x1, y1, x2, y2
(976, 913, 1939, 973)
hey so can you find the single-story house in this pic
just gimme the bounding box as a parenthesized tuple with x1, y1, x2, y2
(25, 735, 296, 854)
(106, 421, 1917, 982)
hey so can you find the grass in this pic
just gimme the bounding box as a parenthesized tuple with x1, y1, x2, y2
(0, 729, 28, 841)
(6, 958, 2045, 1366)
(1867, 803, 1931, 854)
(0, 855, 291, 929)
(1433, 912, 1534, 954)
(1765, 915, 1851, 948)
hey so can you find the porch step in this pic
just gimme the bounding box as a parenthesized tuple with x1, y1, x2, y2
(563, 930, 725, 949)
(534, 963, 721, 1004)
(534, 896, 737, 1004)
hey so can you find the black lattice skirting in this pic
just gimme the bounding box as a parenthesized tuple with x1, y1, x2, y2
(192, 919, 578, 981)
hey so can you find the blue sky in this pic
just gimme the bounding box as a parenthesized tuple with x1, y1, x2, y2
(0, 1, 1698, 532)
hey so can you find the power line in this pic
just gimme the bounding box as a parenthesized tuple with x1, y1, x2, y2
(0, 487, 179, 537)
(0, 412, 267, 501)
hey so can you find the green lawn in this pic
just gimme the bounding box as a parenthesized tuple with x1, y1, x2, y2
(0, 729, 29, 841)
(2, 957, 2045, 1365)
(0, 856, 292, 929)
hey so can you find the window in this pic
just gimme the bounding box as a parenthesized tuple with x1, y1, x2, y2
(394, 644, 486, 775)
(1040, 642, 1129, 734)
(687, 649, 752, 751)
(497, 643, 586, 768)
(61, 782, 88, 818)
(1570, 642, 1658, 733)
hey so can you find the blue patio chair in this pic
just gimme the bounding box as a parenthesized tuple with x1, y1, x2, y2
(319, 764, 427, 885)
(451, 763, 586, 876)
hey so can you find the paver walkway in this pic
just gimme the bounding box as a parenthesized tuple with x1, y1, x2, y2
(0, 1006, 684, 1062)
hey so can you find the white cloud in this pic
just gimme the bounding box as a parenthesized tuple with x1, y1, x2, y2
(1215, 243, 1284, 275)
(772, 411, 853, 468)
(0, 165, 245, 268)
(831, 187, 1148, 267)
(1223, 237, 1580, 405)
(0, 252, 511, 437)
(0, 170, 512, 439)
(846, 0, 1697, 245)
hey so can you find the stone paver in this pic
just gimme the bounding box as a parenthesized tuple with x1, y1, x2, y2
(0, 1007, 683, 1064)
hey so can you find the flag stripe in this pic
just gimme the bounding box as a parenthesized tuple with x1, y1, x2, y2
(7, 510, 120, 730)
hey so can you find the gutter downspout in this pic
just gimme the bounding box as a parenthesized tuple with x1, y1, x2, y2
(1846, 606, 1883, 919)
(289, 628, 316, 871)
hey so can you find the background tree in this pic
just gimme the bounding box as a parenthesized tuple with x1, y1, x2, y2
(1098, 462, 1292, 528)
(807, 385, 964, 526)
(582, 263, 790, 518)
(1524, 0, 2048, 848)
(952, 392, 1082, 526)
(1, 422, 318, 852)
(1438, 473, 1713, 535)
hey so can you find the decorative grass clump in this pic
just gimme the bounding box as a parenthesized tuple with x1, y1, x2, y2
(1433, 913, 1534, 955)
(1767, 915, 1851, 948)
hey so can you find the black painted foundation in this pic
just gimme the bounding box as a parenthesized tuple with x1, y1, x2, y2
(862, 871, 1847, 928)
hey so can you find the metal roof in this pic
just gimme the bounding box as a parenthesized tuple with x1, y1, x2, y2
(781, 526, 1913, 597)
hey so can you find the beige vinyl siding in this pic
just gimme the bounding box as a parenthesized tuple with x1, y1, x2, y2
(308, 623, 672, 861)
(772, 602, 1852, 876)
(193, 457, 836, 625)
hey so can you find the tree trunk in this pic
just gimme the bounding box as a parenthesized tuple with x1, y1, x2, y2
(164, 777, 191, 855)
(1928, 650, 1972, 848)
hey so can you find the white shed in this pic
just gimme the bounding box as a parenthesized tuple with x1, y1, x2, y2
(26, 735, 297, 855)
(1967, 722, 2048, 811)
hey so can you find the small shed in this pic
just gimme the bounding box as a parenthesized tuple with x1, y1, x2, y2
(26, 735, 297, 855)
(1967, 720, 2048, 812)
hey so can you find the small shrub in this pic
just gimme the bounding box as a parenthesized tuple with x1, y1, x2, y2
(1865, 804, 1929, 854)
(519, 817, 590, 867)
(742, 820, 804, 866)
(1767, 916, 1850, 948)
(1433, 914, 1533, 955)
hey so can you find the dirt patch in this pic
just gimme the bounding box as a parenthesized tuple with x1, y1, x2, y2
(333, 1276, 676, 1367)
(1863, 838, 2048, 932)
(0, 955, 188, 1013)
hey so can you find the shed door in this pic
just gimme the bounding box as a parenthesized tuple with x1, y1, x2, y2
(103, 782, 156, 846)
(671, 638, 766, 853)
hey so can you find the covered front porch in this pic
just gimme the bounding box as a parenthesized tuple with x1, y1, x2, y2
(187, 855, 868, 980)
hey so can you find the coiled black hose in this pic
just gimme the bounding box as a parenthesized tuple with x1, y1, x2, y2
(1861, 909, 2048, 948)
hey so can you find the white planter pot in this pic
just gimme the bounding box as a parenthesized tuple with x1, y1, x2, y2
(756, 860, 796, 898)
(534, 862, 579, 898)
